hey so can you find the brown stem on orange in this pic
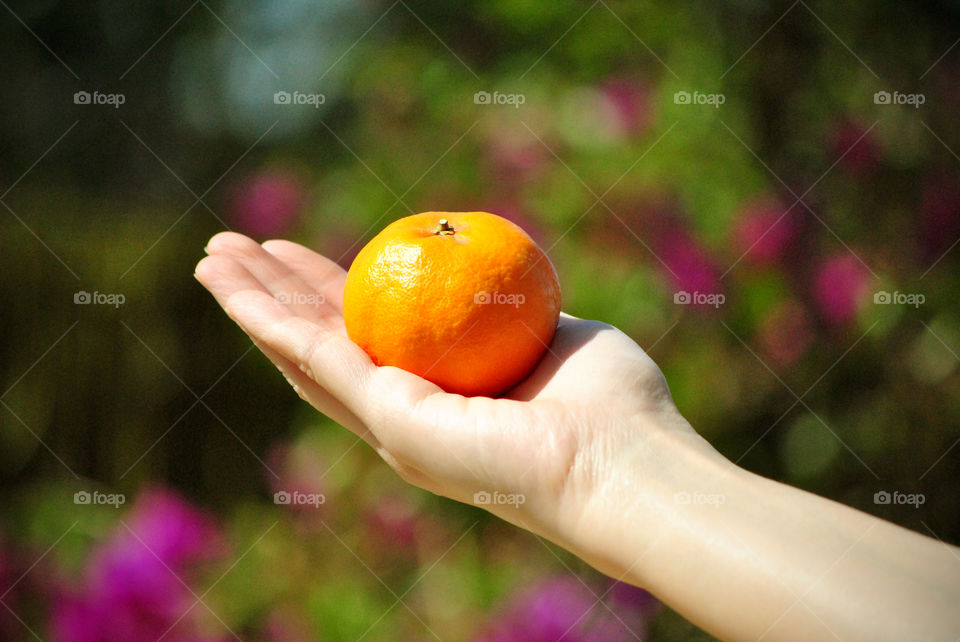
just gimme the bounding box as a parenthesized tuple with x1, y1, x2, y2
(434, 219, 456, 236)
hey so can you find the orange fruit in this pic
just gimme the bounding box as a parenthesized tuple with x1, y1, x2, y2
(342, 211, 561, 397)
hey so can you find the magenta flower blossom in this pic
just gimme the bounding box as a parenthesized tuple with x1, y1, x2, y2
(229, 171, 305, 238)
(829, 120, 880, 176)
(1, 537, 67, 640)
(812, 254, 871, 326)
(589, 200, 723, 307)
(920, 177, 960, 261)
(606, 580, 659, 615)
(600, 78, 652, 136)
(265, 441, 328, 524)
(487, 135, 548, 184)
(657, 225, 723, 301)
(52, 488, 226, 642)
(0, 540, 24, 640)
(363, 493, 419, 550)
(734, 198, 799, 265)
(475, 576, 656, 641)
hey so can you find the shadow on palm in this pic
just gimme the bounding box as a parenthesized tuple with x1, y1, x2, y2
(507, 315, 673, 414)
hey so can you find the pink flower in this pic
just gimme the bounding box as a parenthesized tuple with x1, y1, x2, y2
(829, 120, 880, 176)
(734, 198, 800, 265)
(658, 226, 722, 299)
(486, 126, 548, 184)
(265, 441, 328, 514)
(589, 199, 723, 307)
(264, 441, 328, 533)
(475, 576, 656, 641)
(606, 580, 659, 614)
(1, 537, 66, 639)
(229, 171, 305, 237)
(476, 575, 657, 642)
(474, 576, 599, 641)
(52, 488, 225, 642)
(812, 254, 871, 325)
(488, 135, 549, 183)
(363, 493, 419, 550)
(919, 177, 960, 261)
(599, 78, 652, 136)
(0, 540, 28, 640)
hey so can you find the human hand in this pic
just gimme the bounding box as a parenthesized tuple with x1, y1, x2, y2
(197, 232, 960, 642)
(194, 232, 700, 547)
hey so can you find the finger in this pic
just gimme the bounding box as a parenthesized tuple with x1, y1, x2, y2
(196, 254, 365, 433)
(196, 253, 288, 326)
(195, 253, 260, 311)
(222, 287, 387, 427)
(261, 239, 347, 314)
(256, 338, 369, 438)
(206, 245, 565, 493)
(220, 267, 542, 486)
(223, 285, 476, 467)
(197, 249, 462, 494)
(251, 339, 447, 495)
(205, 232, 338, 325)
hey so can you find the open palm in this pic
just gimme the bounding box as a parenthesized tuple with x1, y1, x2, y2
(195, 232, 687, 541)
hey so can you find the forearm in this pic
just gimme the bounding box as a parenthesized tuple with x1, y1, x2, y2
(570, 415, 960, 641)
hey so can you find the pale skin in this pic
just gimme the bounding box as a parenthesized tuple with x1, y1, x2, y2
(196, 231, 960, 641)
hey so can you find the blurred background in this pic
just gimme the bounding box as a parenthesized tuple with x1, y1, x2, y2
(2, 0, 959, 639)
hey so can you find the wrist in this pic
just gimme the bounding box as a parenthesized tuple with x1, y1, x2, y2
(564, 409, 737, 585)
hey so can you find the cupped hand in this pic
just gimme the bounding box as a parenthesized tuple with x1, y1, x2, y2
(195, 232, 689, 542)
